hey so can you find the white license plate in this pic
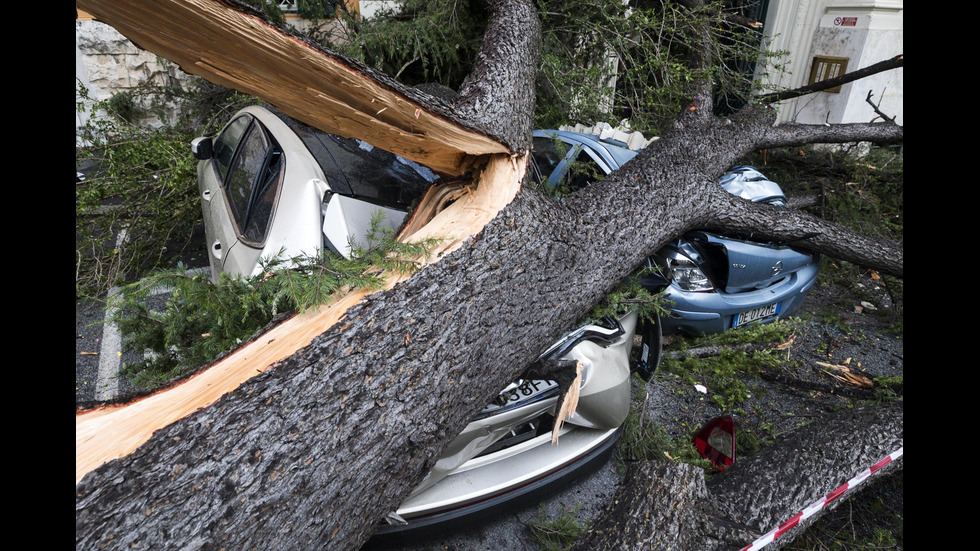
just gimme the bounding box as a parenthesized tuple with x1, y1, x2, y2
(482, 379, 559, 414)
(733, 302, 781, 328)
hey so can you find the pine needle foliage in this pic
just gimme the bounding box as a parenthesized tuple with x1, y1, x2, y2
(110, 218, 439, 390)
(583, 267, 671, 327)
(317, 0, 490, 90)
(534, 0, 787, 134)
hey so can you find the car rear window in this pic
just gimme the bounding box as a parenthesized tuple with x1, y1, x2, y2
(320, 135, 438, 207)
(272, 109, 438, 209)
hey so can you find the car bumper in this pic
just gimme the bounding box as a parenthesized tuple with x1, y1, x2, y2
(370, 425, 621, 540)
(659, 262, 819, 336)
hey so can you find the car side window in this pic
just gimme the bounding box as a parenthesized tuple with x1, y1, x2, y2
(531, 137, 564, 186)
(213, 115, 251, 182)
(217, 117, 284, 245)
(242, 148, 284, 243)
(563, 149, 604, 196)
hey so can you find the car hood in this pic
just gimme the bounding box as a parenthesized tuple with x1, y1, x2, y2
(719, 166, 787, 205)
(686, 231, 817, 293)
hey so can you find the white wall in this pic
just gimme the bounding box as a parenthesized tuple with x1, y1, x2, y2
(758, 0, 903, 125)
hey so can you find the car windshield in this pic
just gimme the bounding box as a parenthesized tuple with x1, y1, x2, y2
(532, 136, 605, 198)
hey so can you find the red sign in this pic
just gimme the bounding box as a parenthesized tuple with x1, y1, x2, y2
(834, 16, 858, 26)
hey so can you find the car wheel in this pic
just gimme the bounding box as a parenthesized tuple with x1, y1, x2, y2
(634, 311, 662, 382)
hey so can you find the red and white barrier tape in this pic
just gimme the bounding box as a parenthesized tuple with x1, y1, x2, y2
(740, 446, 903, 551)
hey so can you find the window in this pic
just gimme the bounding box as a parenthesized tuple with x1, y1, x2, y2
(317, 134, 437, 208)
(808, 56, 849, 93)
(213, 116, 250, 182)
(215, 116, 285, 245)
(531, 136, 605, 199)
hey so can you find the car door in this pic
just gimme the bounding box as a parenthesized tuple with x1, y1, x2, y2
(199, 115, 249, 280)
(199, 113, 284, 279)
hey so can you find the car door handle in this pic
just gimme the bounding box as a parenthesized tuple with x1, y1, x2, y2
(211, 240, 222, 260)
(202, 189, 212, 202)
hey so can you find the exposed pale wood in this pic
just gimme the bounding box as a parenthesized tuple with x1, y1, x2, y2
(75, 0, 510, 175)
(400, 153, 526, 256)
(75, 153, 523, 484)
(76, 287, 372, 484)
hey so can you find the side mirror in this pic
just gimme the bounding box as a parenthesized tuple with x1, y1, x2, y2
(693, 415, 736, 471)
(191, 136, 214, 160)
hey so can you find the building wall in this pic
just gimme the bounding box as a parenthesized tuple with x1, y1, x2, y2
(75, 2, 369, 129)
(758, 0, 903, 125)
(75, 17, 196, 130)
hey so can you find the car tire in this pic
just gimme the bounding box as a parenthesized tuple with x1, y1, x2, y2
(635, 312, 662, 382)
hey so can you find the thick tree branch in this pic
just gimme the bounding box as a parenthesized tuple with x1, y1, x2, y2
(454, 0, 542, 150)
(572, 403, 903, 550)
(758, 121, 904, 148)
(702, 186, 903, 278)
(76, 0, 513, 175)
(758, 55, 903, 104)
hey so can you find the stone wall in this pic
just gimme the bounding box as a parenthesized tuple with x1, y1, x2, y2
(76, 19, 199, 129)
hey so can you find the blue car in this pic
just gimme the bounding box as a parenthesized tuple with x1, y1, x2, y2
(531, 130, 820, 375)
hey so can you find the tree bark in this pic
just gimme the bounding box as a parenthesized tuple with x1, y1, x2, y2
(75, 1, 903, 549)
(570, 403, 903, 551)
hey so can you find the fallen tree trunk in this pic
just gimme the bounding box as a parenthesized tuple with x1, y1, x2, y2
(571, 402, 904, 550)
(75, 1, 903, 549)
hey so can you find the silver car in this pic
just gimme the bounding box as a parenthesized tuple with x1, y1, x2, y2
(191, 106, 637, 535)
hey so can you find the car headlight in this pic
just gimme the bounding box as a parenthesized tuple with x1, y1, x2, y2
(667, 254, 715, 292)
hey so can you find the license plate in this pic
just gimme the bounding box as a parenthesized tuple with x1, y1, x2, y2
(733, 301, 781, 328)
(482, 379, 559, 415)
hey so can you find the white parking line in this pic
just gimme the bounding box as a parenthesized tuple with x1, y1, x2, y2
(92, 263, 209, 401)
(95, 286, 122, 401)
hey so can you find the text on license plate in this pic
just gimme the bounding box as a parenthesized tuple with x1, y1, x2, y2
(733, 301, 781, 328)
(483, 379, 559, 414)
